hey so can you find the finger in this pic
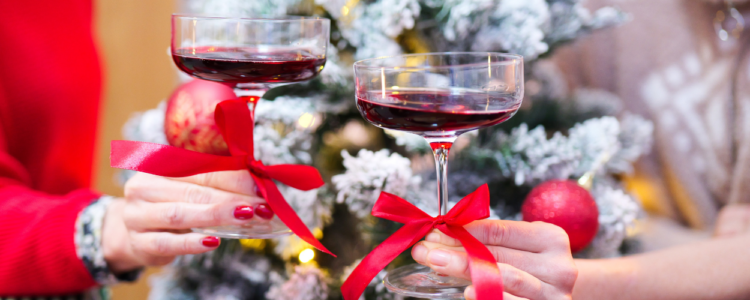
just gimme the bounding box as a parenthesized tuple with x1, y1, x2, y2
(124, 200, 254, 231)
(465, 286, 475, 300)
(464, 287, 528, 300)
(414, 241, 563, 283)
(425, 220, 571, 253)
(170, 170, 257, 195)
(502, 294, 528, 300)
(412, 242, 470, 279)
(126, 173, 264, 205)
(414, 244, 544, 299)
(130, 232, 220, 265)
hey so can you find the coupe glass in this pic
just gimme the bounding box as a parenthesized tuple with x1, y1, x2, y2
(171, 15, 330, 239)
(354, 53, 524, 298)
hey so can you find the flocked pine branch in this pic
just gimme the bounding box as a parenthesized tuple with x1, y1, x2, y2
(487, 115, 653, 186)
(422, 0, 627, 59)
(332, 149, 422, 218)
(267, 265, 330, 300)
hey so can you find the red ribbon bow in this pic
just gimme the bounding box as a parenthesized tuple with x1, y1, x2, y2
(341, 184, 502, 300)
(110, 99, 334, 256)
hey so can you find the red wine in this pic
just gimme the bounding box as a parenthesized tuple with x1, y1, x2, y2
(356, 89, 520, 134)
(172, 47, 326, 84)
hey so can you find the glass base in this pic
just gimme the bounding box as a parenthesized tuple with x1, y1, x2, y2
(191, 217, 292, 239)
(384, 264, 471, 299)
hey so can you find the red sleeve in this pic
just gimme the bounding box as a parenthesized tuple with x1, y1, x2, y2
(0, 186, 99, 295)
(0, 89, 99, 295)
(0, 0, 106, 294)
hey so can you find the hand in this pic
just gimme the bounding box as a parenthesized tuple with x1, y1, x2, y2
(102, 171, 270, 273)
(411, 220, 577, 300)
(714, 204, 750, 238)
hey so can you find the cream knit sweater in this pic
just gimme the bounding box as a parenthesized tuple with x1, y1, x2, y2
(551, 0, 750, 230)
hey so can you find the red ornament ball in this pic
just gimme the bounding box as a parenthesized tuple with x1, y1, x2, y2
(521, 180, 599, 253)
(164, 80, 237, 155)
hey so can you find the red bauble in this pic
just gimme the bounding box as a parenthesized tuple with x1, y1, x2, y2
(164, 80, 237, 155)
(521, 180, 599, 253)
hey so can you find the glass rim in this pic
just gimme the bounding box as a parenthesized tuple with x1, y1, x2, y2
(171, 14, 331, 23)
(353, 52, 523, 70)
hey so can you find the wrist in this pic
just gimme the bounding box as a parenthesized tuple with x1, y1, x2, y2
(573, 258, 637, 300)
(102, 198, 142, 273)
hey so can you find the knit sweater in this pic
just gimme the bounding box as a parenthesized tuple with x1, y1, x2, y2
(0, 0, 102, 295)
(551, 0, 750, 229)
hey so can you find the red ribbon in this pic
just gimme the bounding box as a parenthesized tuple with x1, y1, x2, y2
(111, 99, 334, 256)
(341, 184, 502, 300)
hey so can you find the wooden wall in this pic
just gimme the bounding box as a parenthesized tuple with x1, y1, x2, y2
(95, 0, 178, 297)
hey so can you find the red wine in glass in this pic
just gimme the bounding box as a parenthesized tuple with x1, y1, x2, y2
(172, 47, 326, 84)
(356, 89, 520, 134)
(169, 15, 330, 240)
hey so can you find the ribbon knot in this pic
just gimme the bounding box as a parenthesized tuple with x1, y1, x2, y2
(433, 215, 451, 225)
(110, 99, 334, 256)
(246, 158, 267, 178)
(341, 184, 503, 300)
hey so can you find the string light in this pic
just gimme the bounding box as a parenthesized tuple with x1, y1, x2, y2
(239, 239, 266, 250)
(340, 0, 360, 23)
(299, 248, 315, 263)
(297, 113, 316, 129)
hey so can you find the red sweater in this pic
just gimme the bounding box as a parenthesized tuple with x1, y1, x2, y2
(0, 0, 102, 295)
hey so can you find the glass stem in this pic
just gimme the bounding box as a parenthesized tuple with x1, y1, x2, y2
(427, 137, 457, 217)
(425, 137, 459, 283)
(234, 88, 266, 118)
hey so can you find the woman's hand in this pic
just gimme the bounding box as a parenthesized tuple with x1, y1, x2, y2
(715, 204, 750, 238)
(102, 171, 269, 273)
(411, 220, 577, 300)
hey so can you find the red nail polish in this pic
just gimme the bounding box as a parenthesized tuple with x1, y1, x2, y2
(202, 236, 220, 247)
(234, 205, 254, 220)
(255, 204, 274, 219)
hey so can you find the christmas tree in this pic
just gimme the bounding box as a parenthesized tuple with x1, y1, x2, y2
(121, 0, 653, 298)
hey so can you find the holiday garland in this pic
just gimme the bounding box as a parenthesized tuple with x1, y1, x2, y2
(117, 0, 650, 299)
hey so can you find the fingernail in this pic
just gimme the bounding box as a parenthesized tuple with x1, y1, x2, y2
(412, 244, 428, 262)
(427, 249, 451, 267)
(234, 205, 254, 220)
(464, 286, 476, 300)
(255, 204, 274, 219)
(202, 236, 220, 247)
(425, 232, 441, 242)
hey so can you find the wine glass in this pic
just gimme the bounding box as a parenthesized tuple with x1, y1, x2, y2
(353, 52, 524, 298)
(171, 14, 329, 113)
(171, 15, 330, 239)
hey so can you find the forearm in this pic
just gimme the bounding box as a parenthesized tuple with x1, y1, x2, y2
(574, 233, 750, 300)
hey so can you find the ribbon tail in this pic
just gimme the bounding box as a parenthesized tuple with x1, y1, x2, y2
(254, 174, 335, 256)
(110, 140, 246, 177)
(341, 220, 434, 300)
(440, 224, 504, 300)
(263, 164, 325, 191)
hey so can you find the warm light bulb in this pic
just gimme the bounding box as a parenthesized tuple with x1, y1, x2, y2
(297, 113, 316, 129)
(299, 248, 315, 263)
